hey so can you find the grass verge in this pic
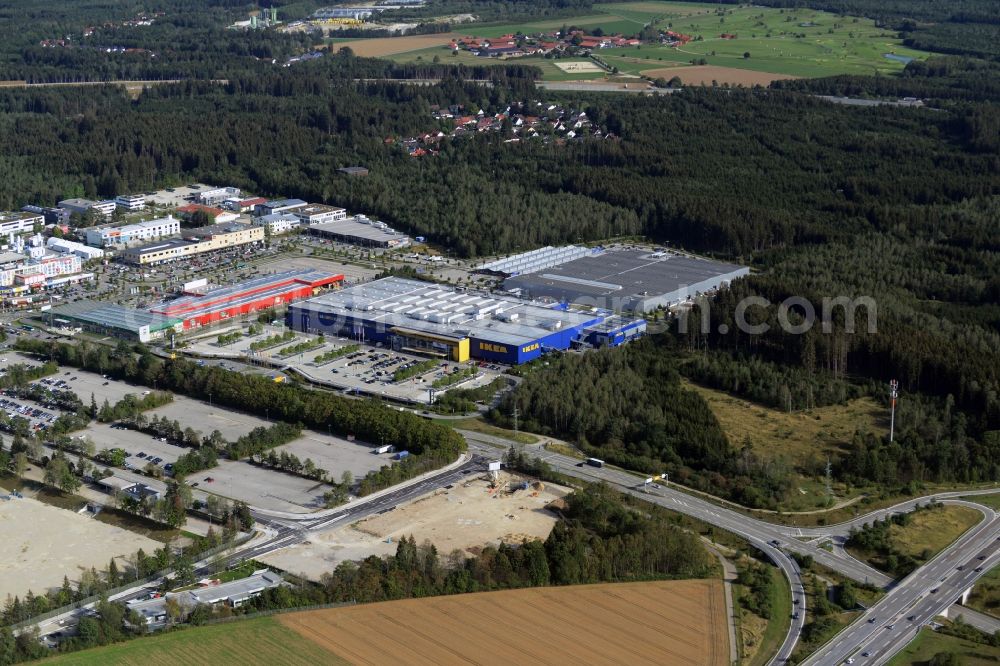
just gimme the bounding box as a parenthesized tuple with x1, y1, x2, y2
(887, 627, 1000, 666)
(35, 616, 347, 666)
(445, 416, 540, 445)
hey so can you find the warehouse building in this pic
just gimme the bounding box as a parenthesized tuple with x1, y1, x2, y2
(0, 211, 43, 236)
(254, 198, 307, 217)
(120, 223, 264, 265)
(114, 194, 147, 211)
(252, 213, 301, 235)
(307, 215, 410, 248)
(502, 248, 749, 313)
(149, 269, 343, 330)
(46, 237, 105, 261)
(58, 198, 115, 219)
(292, 203, 347, 226)
(287, 277, 644, 364)
(85, 216, 181, 248)
(47, 301, 183, 343)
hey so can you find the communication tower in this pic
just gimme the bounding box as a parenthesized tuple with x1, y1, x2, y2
(889, 379, 898, 442)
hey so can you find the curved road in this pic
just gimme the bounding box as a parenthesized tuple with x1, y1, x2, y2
(459, 431, 1000, 665)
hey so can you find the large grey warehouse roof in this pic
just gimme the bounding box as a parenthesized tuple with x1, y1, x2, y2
(51, 300, 181, 333)
(309, 216, 409, 244)
(503, 249, 749, 313)
(295, 277, 601, 348)
(476, 245, 594, 277)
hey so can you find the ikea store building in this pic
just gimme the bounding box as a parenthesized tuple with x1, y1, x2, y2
(286, 277, 645, 365)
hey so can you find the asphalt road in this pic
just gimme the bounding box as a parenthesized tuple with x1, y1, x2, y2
(29, 456, 486, 642)
(460, 431, 1000, 665)
(26, 427, 1000, 666)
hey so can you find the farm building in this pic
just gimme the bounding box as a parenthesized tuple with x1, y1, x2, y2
(500, 248, 749, 313)
(286, 276, 645, 364)
(148, 269, 343, 330)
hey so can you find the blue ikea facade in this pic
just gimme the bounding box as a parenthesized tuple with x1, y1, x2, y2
(286, 277, 646, 365)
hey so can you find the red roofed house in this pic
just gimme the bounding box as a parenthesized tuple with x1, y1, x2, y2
(176, 204, 238, 224)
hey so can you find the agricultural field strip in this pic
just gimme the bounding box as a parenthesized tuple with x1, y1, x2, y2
(281, 582, 725, 665)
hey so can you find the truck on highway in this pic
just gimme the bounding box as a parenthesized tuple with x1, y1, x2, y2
(586, 457, 604, 468)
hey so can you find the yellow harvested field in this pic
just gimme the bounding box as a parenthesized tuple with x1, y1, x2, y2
(337, 34, 456, 57)
(280, 580, 729, 666)
(642, 65, 799, 86)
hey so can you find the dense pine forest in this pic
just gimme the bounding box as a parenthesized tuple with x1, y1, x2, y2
(0, 0, 996, 507)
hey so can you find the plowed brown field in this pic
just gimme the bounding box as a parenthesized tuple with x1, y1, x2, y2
(337, 34, 456, 57)
(279, 580, 728, 665)
(642, 65, 798, 86)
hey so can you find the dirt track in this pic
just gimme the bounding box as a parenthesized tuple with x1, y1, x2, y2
(280, 580, 728, 665)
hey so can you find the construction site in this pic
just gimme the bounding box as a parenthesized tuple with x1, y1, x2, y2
(260, 470, 569, 581)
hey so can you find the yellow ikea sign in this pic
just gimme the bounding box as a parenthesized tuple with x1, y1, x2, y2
(479, 342, 508, 354)
(521, 343, 540, 353)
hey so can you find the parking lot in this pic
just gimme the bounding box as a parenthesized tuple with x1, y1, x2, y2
(255, 254, 380, 286)
(185, 328, 502, 405)
(60, 368, 400, 511)
(86, 423, 184, 469)
(189, 459, 330, 513)
(276, 431, 394, 482)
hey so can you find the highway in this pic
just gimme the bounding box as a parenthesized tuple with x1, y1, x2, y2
(459, 431, 1000, 665)
(25, 427, 1000, 665)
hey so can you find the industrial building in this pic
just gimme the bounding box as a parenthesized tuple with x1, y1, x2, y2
(176, 204, 239, 224)
(127, 570, 284, 630)
(47, 301, 183, 343)
(292, 203, 347, 226)
(0, 235, 89, 291)
(196, 186, 241, 206)
(313, 6, 377, 20)
(120, 223, 264, 265)
(22, 205, 71, 227)
(46, 237, 105, 261)
(58, 198, 115, 218)
(501, 248, 749, 313)
(252, 213, 301, 235)
(148, 269, 343, 330)
(114, 194, 147, 211)
(0, 211, 43, 236)
(254, 198, 307, 217)
(85, 216, 181, 248)
(287, 277, 645, 364)
(307, 215, 410, 248)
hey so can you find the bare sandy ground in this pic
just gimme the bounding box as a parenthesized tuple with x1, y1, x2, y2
(554, 61, 605, 73)
(261, 472, 569, 581)
(0, 496, 159, 599)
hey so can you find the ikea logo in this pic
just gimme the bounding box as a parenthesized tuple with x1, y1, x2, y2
(479, 342, 508, 354)
(521, 343, 540, 353)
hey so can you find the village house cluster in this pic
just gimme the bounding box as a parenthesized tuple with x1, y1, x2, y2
(394, 102, 612, 156)
(450, 30, 642, 59)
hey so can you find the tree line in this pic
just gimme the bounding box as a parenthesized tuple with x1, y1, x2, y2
(15, 339, 467, 493)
